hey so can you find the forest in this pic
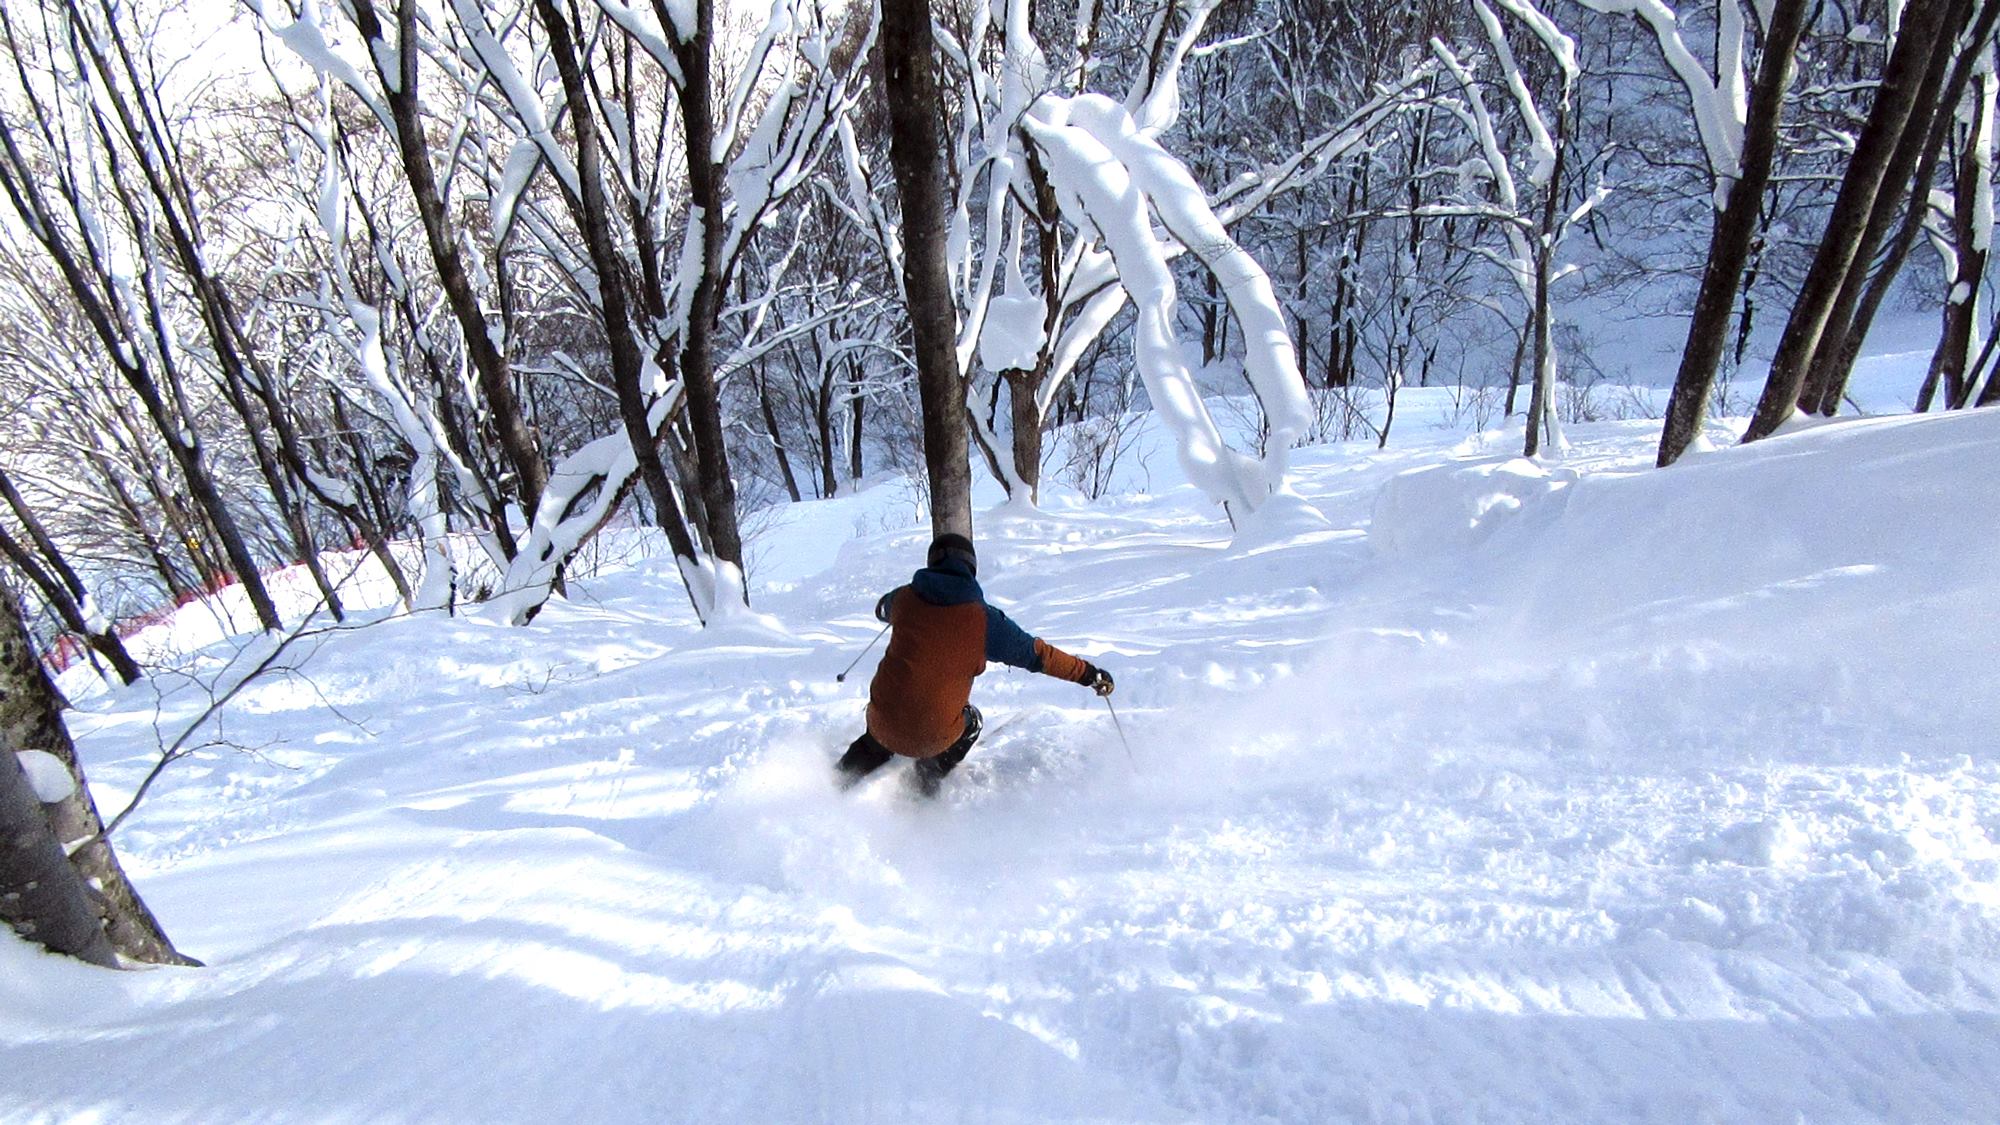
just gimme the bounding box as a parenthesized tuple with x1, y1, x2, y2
(3, 0, 1999, 1118)
(0, 0, 1989, 649)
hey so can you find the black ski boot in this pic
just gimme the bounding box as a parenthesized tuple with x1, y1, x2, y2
(910, 705, 982, 798)
(834, 733, 895, 791)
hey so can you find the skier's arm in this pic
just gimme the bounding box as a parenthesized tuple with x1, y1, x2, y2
(874, 586, 907, 623)
(984, 607, 1094, 684)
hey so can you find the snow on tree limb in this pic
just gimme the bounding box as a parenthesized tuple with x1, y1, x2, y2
(1573, 0, 1746, 202)
(487, 386, 686, 626)
(1022, 96, 1268, 516)
(1472, 0, 1574, 188)
(447, 0, 582, 203)
(244, 0, 394, 134)
(307, 100, 461, 607)
(1126, 0, 1220, 137)
(592, 0, 688, 86)
(1067, 96, 1312, 482)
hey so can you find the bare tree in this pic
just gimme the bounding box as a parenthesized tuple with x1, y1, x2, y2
(0, 465, 141, 682)
(0, 0, 284, 632)
(1915, 63, 1998, 409)
(271, 0, 554, 523)
(1747, 0, 1968, 440)
(1826, 0, 2000, 414)
(881, 0, 974, 536)
(1627, 0, 1812, 465)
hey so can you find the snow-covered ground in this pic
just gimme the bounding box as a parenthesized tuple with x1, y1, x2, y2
(6, 379, 2000, 1123)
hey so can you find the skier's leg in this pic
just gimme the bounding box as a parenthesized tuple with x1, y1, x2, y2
(911, 706, 982, 797)
(835, 732, 895, 790)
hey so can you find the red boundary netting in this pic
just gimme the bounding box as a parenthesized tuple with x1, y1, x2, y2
(41, 572, 243, 674)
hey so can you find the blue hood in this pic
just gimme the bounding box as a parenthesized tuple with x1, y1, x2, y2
(910, 557, 982, 606)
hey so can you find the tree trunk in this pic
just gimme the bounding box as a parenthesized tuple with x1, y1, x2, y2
(134, 371, 280, 630)
(0, 737, 117, 968)
(325, 393, 418, 609)
(1746, 0, 1962, 440)
(0, 593, 192, 966)
(1657, 0, 1811, 466)
(1522, 250, 1554, 457)
(1978, 338, 2000, 403)
(1936, 83, 1993, 409)
(848, 358, 866, 486)
(759, 367, 805, 504)
(0, 468, 141, 683)
(1504, 322, 1527, 418)
(534, 0, 708, 615)
(1525, 107, 1571, 459)
(89, 454, 192, 602)
(1800, 0, 1979, 414)
(1819, 0, 2000, 411)
(0, 526, 142, 685)
(881, 0, 973, 538)
(671, 0, 748, 579)
(349, 0, 549, 521)
(1007, 370, 1045, 504)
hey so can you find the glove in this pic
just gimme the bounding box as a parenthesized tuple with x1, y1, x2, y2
(1080, 663, 1115, 697)
(874, 591, 895, 623)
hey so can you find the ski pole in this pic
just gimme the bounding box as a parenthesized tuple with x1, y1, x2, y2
(1103, 695, 1138, 772)
(836, 623, 890, 683)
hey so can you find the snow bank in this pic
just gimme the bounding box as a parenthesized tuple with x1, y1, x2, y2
(1369, 456, 1576, 558)
(11, 400, 2000, 1123)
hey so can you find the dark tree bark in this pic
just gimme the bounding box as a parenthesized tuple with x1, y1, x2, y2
(533, 0, 708, 616)
(1979, 340, 2000, 404)
(1799, 0, 1980, 415)
(849, 357, 867, 486)
(1525, 105, 1572, 459)
(881, 0, 973, 537)
(0, 737, 117, 968)
(348, 0, 550, 521)
(1746, 0, 1962, 441)
(998, 146, 1069, 505)
(667, 0, 749, 579)
(0, 525, 141, 685)
(756, 361, 805, 504)
(0, 592, 193, 966)
(0, 467, 141, 683)
(1816, 0, 2000, 412)
(1656, 0, 1811, 466)
(1930, 81, 1993, 410)
(1006, 372, 1045, 502)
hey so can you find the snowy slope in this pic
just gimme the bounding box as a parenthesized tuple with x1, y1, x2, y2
(5, 405, 2000, 1123)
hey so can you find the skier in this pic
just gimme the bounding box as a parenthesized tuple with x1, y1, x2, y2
(836, 533, 1115, 796)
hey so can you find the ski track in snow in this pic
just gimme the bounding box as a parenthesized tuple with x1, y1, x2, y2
(6, 405, 2000, 1123)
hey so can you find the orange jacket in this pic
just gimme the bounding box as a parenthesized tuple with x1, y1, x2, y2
(866, 558, 1090, 758)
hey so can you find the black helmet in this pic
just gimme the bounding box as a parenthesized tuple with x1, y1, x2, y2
(927, 532, 977, 576)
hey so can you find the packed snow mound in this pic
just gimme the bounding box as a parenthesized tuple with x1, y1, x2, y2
(1369, 455, 1575, 557)
(9, 408, 2000, 1123)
